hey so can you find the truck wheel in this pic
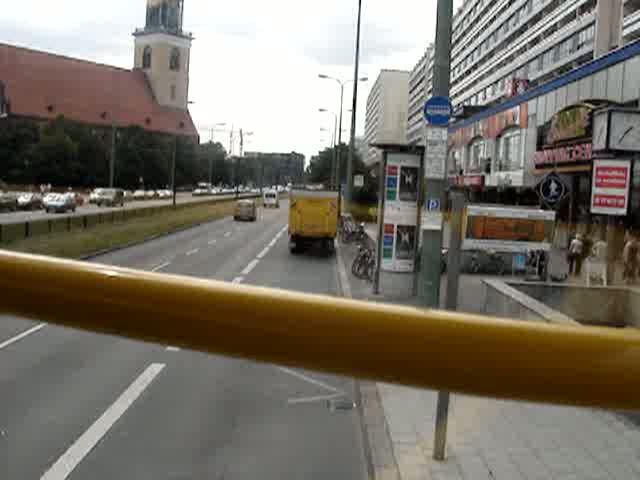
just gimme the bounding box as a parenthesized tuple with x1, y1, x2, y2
(289, 237, 302, 254)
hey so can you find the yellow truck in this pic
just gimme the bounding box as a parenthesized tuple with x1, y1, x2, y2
(288, 188, 339, 254)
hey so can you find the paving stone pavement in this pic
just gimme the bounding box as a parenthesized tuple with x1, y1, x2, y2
(339, 239, 640, 480)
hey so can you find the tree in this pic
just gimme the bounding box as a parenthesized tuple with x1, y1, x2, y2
(196, 142, 229, 185)
(0, 119, 40, 185)
(307, 143, 376, 203)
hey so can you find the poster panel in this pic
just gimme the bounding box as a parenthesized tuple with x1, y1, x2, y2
(590, 159, 631, 216)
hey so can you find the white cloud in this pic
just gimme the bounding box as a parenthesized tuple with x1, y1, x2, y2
(0, 0, 464, 161)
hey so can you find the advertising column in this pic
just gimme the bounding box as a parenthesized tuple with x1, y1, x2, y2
(381, 153, 421, 272)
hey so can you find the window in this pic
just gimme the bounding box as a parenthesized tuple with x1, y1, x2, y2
(142, 46, 152, 69)
(170, 84, 177, 101)
(497, 129, 521, 171)
(170, 48, 180, 71)
(468, 138, 486, 173)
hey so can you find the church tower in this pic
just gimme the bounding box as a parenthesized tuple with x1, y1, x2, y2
(133, 0, 193, 110)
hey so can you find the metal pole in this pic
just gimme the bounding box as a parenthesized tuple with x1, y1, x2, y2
(337, 83, 345, 188)
(430, 0, 454, 462)
(346, 0, 363, 206)
(373, 152, 387, 295)
(109, 120, 116, 188)
(172, 135, 177, 207)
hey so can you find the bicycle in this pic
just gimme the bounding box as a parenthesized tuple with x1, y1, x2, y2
(339, 215, 365, 244)
(352, 244, 376, 282)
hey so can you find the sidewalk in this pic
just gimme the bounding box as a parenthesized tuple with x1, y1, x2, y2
(339, 241, 640, 480)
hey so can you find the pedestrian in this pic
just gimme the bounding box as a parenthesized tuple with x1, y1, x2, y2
(568, 234, 584, 276)
(588, 236, 608, 286)
(623, 233, 639, 285)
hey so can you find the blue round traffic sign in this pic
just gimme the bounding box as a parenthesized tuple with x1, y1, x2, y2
(424, 96, 453, 126)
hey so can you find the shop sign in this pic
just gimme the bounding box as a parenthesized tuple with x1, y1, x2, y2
(509, 78, 530, 98)
(546, 105, 591, 144)
(590, 159, 631, 216)
(533, 142, 592, 168)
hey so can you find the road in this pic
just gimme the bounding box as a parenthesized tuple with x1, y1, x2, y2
(0, 201, 367, 479)
(0, 192, 257, 226)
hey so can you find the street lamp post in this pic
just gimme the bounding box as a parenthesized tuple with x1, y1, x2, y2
(319, 108, 338, 188)
(346, 0, 364, 206)
(318, 74, 368, 190)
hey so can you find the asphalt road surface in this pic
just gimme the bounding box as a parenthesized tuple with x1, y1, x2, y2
(0, 192, 257, 226)
(0, 200, 367, 479)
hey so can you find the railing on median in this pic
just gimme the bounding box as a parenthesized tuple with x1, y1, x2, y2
(0, 249, 639, 411)
(0, 193, 260, 245)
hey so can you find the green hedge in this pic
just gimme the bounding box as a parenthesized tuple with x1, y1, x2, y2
(1, 223, 26, 243)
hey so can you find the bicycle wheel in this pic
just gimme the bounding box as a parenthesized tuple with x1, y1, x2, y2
(352, 252, 365, 277)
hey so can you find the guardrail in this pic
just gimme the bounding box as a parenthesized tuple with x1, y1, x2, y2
(1, 249, 639, 411)
(0, 194, 260, 245)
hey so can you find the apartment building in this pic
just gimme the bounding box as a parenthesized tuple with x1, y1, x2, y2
(364, 70, 410, 166)
(449, 0, 640, 111)
(406, 45, 434, 146)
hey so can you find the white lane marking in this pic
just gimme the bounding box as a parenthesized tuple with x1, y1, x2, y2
(287, 393, 345, 405)
(257, 247, 270, 259)
(208, 240, 217, 246)
(232, 277, 244, 284)
(224, 232, 232, 238)
(335, 242, 352, 299)
(40, 363, 165, 480)
(278, 367, 344, 395)
(241, 259, 259, 276)
(151, 262, 171, 273)
(269, 240, 277, 248)
(0, 323, 46, 351)
(166, 346, 180, 352)
(185, 248, 199, 256)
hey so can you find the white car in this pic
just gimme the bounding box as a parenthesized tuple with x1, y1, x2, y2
(145, 190, 157, 199)
(89, 189, 103, 204)
(159, 189, 172, 199)
(133, 190, 146, 201)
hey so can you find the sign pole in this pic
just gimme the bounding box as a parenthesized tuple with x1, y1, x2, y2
(373, 152, 388, 295)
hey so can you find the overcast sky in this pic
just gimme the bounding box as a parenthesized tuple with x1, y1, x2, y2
(1, 0, 462, 162)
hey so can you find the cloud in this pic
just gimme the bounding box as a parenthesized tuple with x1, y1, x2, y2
(0, 0, 458, 160)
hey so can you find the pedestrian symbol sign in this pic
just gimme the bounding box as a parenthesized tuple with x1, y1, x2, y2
(536, 172, 569, 210)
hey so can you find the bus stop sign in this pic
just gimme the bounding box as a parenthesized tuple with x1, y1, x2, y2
(424, 96, 453, 126)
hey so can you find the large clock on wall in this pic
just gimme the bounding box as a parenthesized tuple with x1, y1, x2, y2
(593, 108, 640, 153)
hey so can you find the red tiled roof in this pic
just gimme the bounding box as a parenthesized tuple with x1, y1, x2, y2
(0, 43, 198, 139)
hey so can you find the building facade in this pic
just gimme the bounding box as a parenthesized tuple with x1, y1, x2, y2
(407, 45, 434, 146)
(449, 0, 640, 112)
(364, 70, 410, 166)
(447, 40, 640, 238)
(242, 152, 305, 185)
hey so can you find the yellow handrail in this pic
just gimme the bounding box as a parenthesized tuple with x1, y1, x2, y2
(1, 249, 639, 410)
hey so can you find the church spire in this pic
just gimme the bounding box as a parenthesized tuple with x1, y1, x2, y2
(144, 0, 185, 35)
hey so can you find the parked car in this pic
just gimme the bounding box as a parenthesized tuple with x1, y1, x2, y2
(17, 193, 44, 211)
(234, 199, 258, 222)
(45, 193, 76, 213)
(192, 183, 212, 196)
(0, 191, 18, 212)
(95, 188, 125, 207)
(145, 190, 158, 200)
(123, 190, 134, 202)
(133, 190, 147, 201)
(89, 189, 103, 204)
(263, 190, 280, 208)
(158, 189, 172, 199)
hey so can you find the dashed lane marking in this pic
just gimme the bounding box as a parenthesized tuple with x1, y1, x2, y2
(278, 367, 344, 395)
(241, 259, 259, 276)
(166, 346, 180, 352)
(185, 248, 199, 256)
(232, 277, 244, 284)
(0, 323, 46, 351)
(151, 262, 171, 273)
(40, 363, 165, 480)
(257, 247, 270, 259)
